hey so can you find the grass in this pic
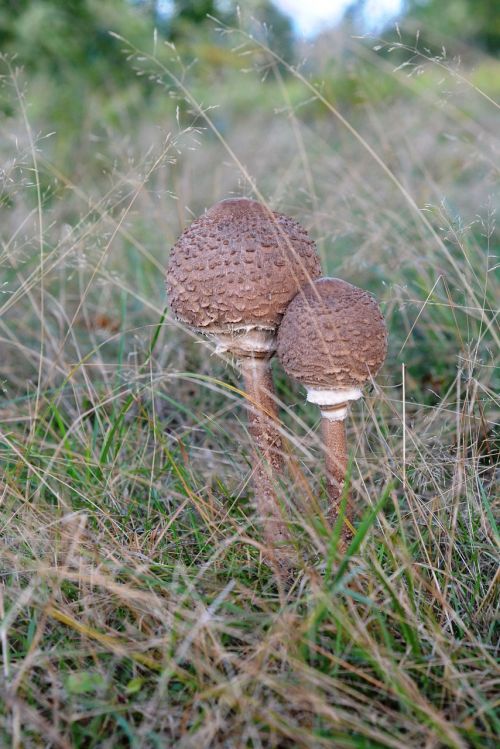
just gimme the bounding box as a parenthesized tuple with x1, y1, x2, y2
(0, 19, 499, 749)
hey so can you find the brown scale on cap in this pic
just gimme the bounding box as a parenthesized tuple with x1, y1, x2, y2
(277, 277, 387, 390)
(166, 198, 322, 333)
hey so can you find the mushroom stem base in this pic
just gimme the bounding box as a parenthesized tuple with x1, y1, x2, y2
(320, 410, 352, 550)
(239, 356, 291, 567)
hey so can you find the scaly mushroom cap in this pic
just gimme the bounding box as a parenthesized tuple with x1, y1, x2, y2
(277, 277, 387, 390)
(166, 198, 321, 334)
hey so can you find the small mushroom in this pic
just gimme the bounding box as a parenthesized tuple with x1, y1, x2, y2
(166, 198, 322, 564)
(277, 277, 387, 547)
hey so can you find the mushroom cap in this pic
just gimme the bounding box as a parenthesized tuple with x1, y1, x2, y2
(166, 198, 321, 333)
(277, 277, 387, 390)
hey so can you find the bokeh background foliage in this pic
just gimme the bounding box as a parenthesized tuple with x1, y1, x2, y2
(0, 1, 498, 747)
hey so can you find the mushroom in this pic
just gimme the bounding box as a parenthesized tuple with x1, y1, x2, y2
(166, 198, 322, 564)
(276, 277, 387, 547)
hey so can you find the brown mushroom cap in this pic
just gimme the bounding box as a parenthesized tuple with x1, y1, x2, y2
(277, 277, 387, 390)
(166, 198, 321, 333)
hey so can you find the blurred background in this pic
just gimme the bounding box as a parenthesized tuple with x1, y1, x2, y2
(1, 1, 499, 164)
(1, 0, 499, 182)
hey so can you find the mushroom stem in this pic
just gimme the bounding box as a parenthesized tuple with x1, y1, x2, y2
(239, 355, 290, 562)
(320, 405, 352, 548)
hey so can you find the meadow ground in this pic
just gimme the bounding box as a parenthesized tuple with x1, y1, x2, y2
(0, 24, 499, 748)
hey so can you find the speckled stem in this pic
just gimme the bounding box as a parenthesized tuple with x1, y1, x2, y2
(239, 355, 290, 564)
(320, 408, 352, 549)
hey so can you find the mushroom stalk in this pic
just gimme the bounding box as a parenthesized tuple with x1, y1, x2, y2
(239, 354, 290, 561)
(320, 404, 352, 547)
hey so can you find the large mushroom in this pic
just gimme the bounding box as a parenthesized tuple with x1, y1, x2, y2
(166, 198, 322, 563)
(277, 277, 387, 547)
